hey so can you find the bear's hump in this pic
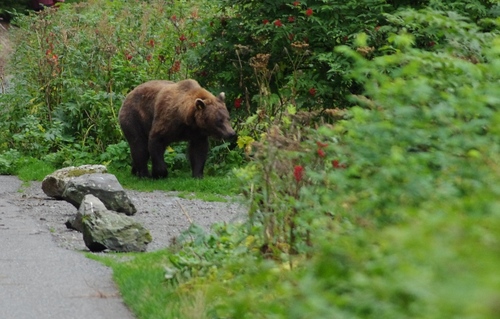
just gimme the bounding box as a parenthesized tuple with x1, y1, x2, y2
(175, 79, 202, 92)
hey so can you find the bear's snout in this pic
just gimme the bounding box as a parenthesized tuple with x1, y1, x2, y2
(224, 129, 237, 141)
(216, 125, 236, 140)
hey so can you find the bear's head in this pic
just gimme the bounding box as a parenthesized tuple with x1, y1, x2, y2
(194, 92, 236, 140)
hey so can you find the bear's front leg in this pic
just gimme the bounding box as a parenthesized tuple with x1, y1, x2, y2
(188, 137, 209, 178)
(149, 136, 169, 179)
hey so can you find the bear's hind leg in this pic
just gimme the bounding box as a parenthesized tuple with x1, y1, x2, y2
(130, 143, 150, 177)
(188, 137, 209, 178)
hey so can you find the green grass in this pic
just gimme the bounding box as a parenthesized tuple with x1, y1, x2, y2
(88, 250, 186, 319)
(109, 168, 241, 201)
(16, 158, 56, 181)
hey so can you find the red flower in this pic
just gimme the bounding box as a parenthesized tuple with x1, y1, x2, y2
(148, 39, 155, 47)
(317, 149, 326, 158)
(263, 19, 269, 25)
(179, 34, 187, 41)
(288, 16, 295, 22)
(305, 8, 313, 16)
(293, 1, 300, 6)
(126, 54, 133, 61)
(316, 141, 328, 148)
(274, 19, 283, 27)
(234, 97, 242, 109)
(171, 15, 177, 21)
(294, 165, 304, 182)
(146, 54, 152, 62)
(309, 87, 317, 96)
(170, 60, 181, 73)
(332, 160, 347, 169)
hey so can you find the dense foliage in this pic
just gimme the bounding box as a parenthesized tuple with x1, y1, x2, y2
(0, 0, 241, 174)
(1, 0, 498, 173)
(201, 0, 498, 115)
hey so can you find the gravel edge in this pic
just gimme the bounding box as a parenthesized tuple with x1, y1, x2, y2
(11, 180, 248, 252)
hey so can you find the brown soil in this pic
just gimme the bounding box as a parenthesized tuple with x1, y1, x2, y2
(0, 21, 11, 90)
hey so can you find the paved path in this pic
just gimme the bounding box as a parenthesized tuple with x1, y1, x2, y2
(0, 176, 135, 319)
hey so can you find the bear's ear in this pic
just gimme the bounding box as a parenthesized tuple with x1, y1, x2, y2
(217, 92, 225, 102)
(195, 98, 206, 110)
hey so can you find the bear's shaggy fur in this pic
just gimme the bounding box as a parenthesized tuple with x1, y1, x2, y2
(118, 79, 236, 178)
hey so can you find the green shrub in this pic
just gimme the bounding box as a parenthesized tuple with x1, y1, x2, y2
(199, 0, 499, 138)
(0, 149, 20, 175)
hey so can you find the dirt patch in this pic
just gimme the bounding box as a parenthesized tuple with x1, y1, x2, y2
(0, 21, 11, 92)
(11, 180, 247, 252)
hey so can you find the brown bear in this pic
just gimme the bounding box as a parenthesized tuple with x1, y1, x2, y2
(118, 79, 236, 178)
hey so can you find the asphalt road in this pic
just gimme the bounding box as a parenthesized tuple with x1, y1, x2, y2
(0, 175, 135, 319)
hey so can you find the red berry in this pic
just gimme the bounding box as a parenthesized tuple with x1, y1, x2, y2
(316, 141, 328, 148)
(294, 165, 304, 182)
(234, 98, 242, 109)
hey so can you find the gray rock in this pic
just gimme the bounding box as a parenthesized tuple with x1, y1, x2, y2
(81, 196, 152, 252)
(42, 165, 108, 199)
(66, 194, 108, 232)
(62, 173, 137, 215)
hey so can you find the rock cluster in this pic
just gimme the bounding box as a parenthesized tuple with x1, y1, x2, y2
(42, 165, 151, 252)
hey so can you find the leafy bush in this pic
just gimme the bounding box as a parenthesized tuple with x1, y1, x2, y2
(200, 0, 499, 134)
(145, 8, 500, 319)
(0, 149, 20, 174)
